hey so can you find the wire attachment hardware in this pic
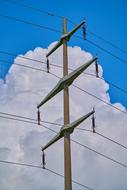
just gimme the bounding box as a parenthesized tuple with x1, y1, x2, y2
(42, 151, 46, 169)
(37, 108, 41, 125)
(92, 108, 96, 133)
(82, 22, 86, 40)
(46, 58, 50, 73)
(95, 58, 99, 78)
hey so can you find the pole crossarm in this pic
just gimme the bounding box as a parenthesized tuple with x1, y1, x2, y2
(46, 21, 85, 57)
(37, 57, 97, 109)
(41, 110, 94, 152)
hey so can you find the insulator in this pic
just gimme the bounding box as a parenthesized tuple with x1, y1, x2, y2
(42, 151, 46, 169)
(37, 108, 41, 125)
(92, 115, 96, 133)
(82, 24, 86, 40)
(95, 59, 99, 78)
(47, 58, 50, 73)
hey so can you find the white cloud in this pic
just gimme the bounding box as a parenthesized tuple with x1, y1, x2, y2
(0, 43, 127, 190)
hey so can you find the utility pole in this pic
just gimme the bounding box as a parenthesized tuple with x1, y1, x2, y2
(63, 17, 72, 190)
(37, 18, 97, 190)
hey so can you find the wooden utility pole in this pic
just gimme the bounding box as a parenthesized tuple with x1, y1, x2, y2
(63, 17, 72, 190)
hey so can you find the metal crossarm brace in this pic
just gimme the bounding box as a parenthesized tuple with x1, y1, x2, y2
(41, 110, 94, 151)
(37, 57, 97, 109)
(46, 21, 85, 57)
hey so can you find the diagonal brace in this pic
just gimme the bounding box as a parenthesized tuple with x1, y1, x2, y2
(37, 57, 97, 109)
(46, 21, 85, 57)
(41, 110, 94, 151)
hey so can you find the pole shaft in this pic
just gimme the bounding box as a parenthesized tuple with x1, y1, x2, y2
(63, 17, 72, 190)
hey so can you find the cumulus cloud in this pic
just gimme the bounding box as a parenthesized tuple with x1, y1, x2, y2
(0, 43, 127, 190)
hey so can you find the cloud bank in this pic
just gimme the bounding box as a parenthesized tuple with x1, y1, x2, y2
(0, 43, 127, 190)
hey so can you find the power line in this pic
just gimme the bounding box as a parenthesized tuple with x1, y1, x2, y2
(0, 11, 127, 67)
(59, 18, 127, 56)
(4, 0, 127, 56)
(0, 111, 63, 127)
(87, 30, 127, 55)
(4, 0, 63, 19)
(0, 114, 57, 133)
(0, 58, 95, 77)
(1, 112, 127, 169)
(0, 50, 49, 63)
(0, 13, 61, 33)
(4, 0, 83, 30)
(86, 39, 127, 66)
(1, 110, 127, 151)
(3, 60, 127, 116)
(0, 7, 127, 167)
(1, 2, 127, 185)
(1, 55, 127, 96)
(1, 57, 127, 120)
(71, 139, 127, 169)
(77, 128, 127, 150)
(1, 56, 127, 120)
(0, 58, 60, 75)
(0, 159, 92, 190)
(72, 84, 127, 116)
(61, 18, 127, 56)
(100, 77, 127, 95)
(95, 131, 127, 150)
(0, 14, 127, 96)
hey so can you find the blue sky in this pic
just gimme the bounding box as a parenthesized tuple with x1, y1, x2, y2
(0, 0, 127, 107)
